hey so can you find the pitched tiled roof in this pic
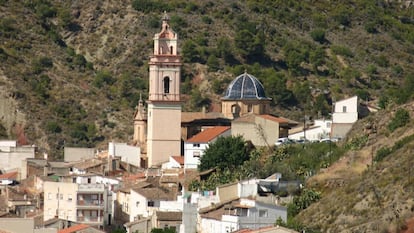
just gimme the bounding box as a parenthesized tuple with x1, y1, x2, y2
(133, 187, 175, 201)
(171, 156, 184, 165)
(156, 211, 182, 221)
(181, 111, 226, 123)
(187, 126, 230, 143)
(58, 224, 89, 233)
(258, 114, 288, 124)
(0, 171, 18, 180)
(73, 159, 103, 170)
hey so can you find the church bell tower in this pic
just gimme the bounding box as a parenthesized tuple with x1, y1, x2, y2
(146, 12, 182, 167)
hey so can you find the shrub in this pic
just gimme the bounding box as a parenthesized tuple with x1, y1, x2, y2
(365, 21, 377, 33)
(131, 0, 168, 13)
(201, 16, 213, 24)
(46, 121, 62, 133)
(93, 70, 115, 88)
(310, 28, 326, 43)
(388, 109, 410, 132)
(374, 146, 391, 162)
(331, 45, 353, 57)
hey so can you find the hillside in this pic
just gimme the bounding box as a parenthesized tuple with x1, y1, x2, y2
(296, 102, 414, 232)
(1, 0, 414, 157)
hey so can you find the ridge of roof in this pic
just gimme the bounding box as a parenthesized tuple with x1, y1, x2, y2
(58, 224, 89, 233)
(187, 126, 230, 143)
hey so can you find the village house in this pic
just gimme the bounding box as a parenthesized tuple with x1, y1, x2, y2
(184, 126, 231, 169)
(43, 181, 111, 229)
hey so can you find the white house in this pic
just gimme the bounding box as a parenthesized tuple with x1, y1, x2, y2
(199, 198, 287, 233)
(184, 126, 231, 169)
(289, 119, 332, 141)
(43, 181, 110, 228)
(0, 140, 35, 173)
(108, 142, 141, 168)
(332, 96, 359, 124)
(162, 156, 184, 169)
(332, 96, 360, 138)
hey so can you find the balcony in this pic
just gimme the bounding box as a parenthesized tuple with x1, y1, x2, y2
(76, 216, 103, 224)
(77, 183, 105, 193)
(77, 199, 104, 209)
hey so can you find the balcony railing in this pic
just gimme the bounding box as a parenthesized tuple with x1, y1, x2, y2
(77, 216, 103, 223)
(77, 199, 104, 208)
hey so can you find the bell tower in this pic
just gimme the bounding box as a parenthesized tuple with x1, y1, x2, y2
(146, 12, 182, 167)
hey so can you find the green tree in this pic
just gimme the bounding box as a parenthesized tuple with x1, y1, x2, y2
(93, 70, 115, 88)
(309, 47, 325, 71)
(182, 40, 199, 63)
(207, 54, 220, 72)
(199, 136, 251, 171)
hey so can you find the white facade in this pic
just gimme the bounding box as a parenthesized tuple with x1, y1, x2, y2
(332, 96, 359, 124)
(127, 188, 182, 224)
(199, 198, 287, 233)
(162, 156, 183, 169)
(289, 119, 332, 141)
(0, 143, 35, 173)
(108, 142, 141, 167)
(184, 129, 231, 169)
(184, 142, 209, 169)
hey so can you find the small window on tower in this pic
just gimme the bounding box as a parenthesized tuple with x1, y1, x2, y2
(163, 77, 170, 94)
(170, 46, 173, 54)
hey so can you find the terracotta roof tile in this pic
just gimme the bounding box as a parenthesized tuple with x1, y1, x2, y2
(58, 224, 89, 233)
(0, 171, 18, 180)
(156, 211, 182, 221)
(232, 114, 256, 123)
(171, 156, 184, 165)
(258, 114, 288, 124)
(187, 126, 230, 143)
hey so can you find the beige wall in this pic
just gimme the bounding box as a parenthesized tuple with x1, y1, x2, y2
(232, 117, 279, 147)
(221, 100, 270, 119)
(147, 104, 181, 167)
(0, 218, 58, 233)
(43, 182, 78, 222)
(64, 147, 95, 162)
(217, 183, 238, 203)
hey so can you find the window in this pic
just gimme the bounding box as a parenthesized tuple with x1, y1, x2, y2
(60, 194, 63, 200)
(170, 46, 173, 54)
(87, 178, 91, 183)
(68, 194, 72, 201)
(193, 151, 201, 158)
(259, 209, 268, 217)
(193, 143, 200, 148)
(163, 76, 170, 94)
(326, 122, 331, 128)
(136, 201, 140, 207)
(72, 178, 76, 183)
(342, 106, 347, 113)
(148, 200, 155, 207)
(248, 104, 253, 112)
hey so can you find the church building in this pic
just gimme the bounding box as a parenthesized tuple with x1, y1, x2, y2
(134, 13, 182, 168)
(133, 13, 297, 168)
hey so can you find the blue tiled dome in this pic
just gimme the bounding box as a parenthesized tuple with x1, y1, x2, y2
(222, 72, 270, 100)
